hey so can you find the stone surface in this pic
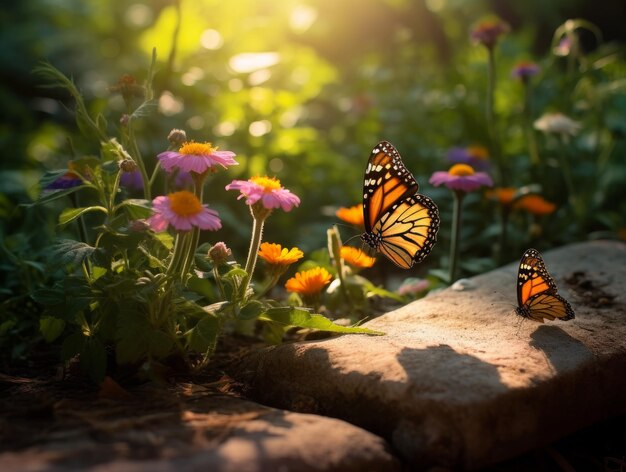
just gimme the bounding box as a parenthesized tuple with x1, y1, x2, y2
(0, 382, 401, 472)
(231, 241, 626, 470)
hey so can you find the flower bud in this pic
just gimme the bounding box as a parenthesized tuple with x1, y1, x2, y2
(208, 242, 232, 265)
(167, 129, 187, 147)
(119, 159, 138, 173)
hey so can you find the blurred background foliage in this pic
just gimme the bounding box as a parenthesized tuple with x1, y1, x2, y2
(1, 0, 626, 292)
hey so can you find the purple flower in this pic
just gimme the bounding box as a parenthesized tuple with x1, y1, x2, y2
(148, 190, 221, 232)
(446, 146, 490, 171)
(45, 173, 82, 190)
(158, 141, 238, 175)
(429, 164, 493, 192)
(511, 61, 540, 81)
(120, 169, 144, 190)
(225, 176, 300, 211)
(470, 18, 509, 49)
(45, 164, 83, 190)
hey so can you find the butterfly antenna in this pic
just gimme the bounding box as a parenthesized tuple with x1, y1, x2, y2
(343, 233, 362, 246)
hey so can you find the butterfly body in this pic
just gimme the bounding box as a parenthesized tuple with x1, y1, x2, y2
(515, 248, 575, 322)
(361, 141, 440, 269)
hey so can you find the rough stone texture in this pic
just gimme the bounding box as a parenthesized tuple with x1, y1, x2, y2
(0, 383, 401, 472)
(231, 241, 626, 470)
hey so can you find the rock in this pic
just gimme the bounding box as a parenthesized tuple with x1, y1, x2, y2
(230, 241, 626, 470)
(0, 383, 401, 472)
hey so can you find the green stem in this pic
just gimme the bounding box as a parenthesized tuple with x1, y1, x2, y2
(254, 272, 281, 300)
(69, 192, 88, 244)
(108, 169, 122, 215)
(557, 138, 581, 221)
(486, 47, 505, 185)
(179, 180, 204, 281)
(213, 266, 227, 300)
(523, 82, 540, 168)
(449, 191, 464, 283)
(166, 232, 188, 276)
(241, 210, 266, 300)
(127, 117, 151, 200)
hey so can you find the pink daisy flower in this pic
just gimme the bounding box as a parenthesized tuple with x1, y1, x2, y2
(225, 176, 300, 211)
(429, 164, 493, 193)
(158, 141, 238, 174)
(148, 190, 221, 232)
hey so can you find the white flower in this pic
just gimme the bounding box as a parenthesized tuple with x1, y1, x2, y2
(534, 112, 581, 137)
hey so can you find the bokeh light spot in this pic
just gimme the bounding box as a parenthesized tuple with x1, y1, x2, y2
(125, 4, 153, 28)
(159, 91, 184, 116)
(229, 52, 280, 73)
(187, 115, 205, 130)
(200, 29, 224, 50)
(249, 120, 272, 137)
(269, 158, 284, 173)
(214, 121, 236, 137)
(289, 5, 317, 33)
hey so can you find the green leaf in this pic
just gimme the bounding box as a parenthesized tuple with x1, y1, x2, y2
(40, 316, 66, 342)
(0, 320, 16, 337)
(50, 239, 97, 267)
(259, 307, 384, 335)
(32, 288, 65, 305)
(224, 268, 248, 279)
(25, 185, 90, 207)
(186, 315, 220, 353)
(117, 199, 152, 220)
(362, 280, 406, 302)
(187, 275, 215, 300)
(238, 300, 266, 320)
(203, 301, 230, 315)
(58, 206, 108, 225)
(131, 99, 158, 119)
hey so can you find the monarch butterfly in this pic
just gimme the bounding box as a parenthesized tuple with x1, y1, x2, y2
(515, 248, 575, 322)
(360, 141, 440, 269)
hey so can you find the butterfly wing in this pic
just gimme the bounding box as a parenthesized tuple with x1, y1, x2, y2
(372, 194, 440, 269)
(519, 293, 575, 323)
(362, 141, 418, 234)
(515, 248, 575, 322)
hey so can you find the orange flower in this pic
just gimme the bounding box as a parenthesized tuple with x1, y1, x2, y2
(258, 242, 304, 266)
(336, 204, 364, 227)
(514, 195, 556, 215)
(340, 246, 375, 268)
(487, 187, 516, 206)
(285, 267, 332, 296)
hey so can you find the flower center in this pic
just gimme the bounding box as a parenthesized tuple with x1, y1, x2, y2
(168, 190, 203, 216)
(449, 164, 475, 177)
(250, 176, 282, 192)
(178, 141, 217, 156)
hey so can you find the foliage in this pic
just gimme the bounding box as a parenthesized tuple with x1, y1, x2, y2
(1, 1, 626, 381)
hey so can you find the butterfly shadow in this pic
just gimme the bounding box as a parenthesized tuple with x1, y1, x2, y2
(528, 325, 593, 374)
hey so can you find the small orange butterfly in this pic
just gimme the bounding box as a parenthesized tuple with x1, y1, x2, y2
(515, 248, 575, 322)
